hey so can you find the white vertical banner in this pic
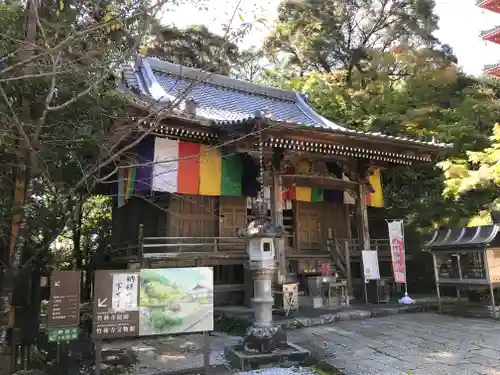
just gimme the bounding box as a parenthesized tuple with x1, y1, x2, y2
(111, 273, 139, 312)
(152, 137, 179, 192)
(388, 220, 406, 284)
(362, 250, 380, 281)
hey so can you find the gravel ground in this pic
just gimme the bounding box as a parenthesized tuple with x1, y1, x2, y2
(236, 367, 316, 375)
(101, 334, 326, 375)
(103, 333, 241, 374)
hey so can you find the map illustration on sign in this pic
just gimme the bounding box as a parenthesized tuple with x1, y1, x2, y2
(139, 267, 213, 336)
(112, 273, 139, 312)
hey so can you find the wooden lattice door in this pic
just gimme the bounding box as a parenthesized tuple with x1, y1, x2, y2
(296, 201, 323, 251)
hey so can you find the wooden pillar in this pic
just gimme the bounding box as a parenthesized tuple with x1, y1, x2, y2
(270, 149, 285, 284)
(356, 163, 370, 303)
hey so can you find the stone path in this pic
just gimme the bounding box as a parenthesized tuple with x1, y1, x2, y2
(287, 313, 500, 375)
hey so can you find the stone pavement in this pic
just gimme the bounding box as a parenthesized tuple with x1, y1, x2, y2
(217, 300, 442, 330)
(287, 313, 500, 375)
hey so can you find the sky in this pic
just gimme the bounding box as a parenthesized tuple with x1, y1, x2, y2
(146, 268, 213, 291)
(164, 0, 500, 76)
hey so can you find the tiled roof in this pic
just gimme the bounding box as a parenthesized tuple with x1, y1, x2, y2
(123, 55, 452, 150)
(154, 71, 327, 127)
(126, 55, 344, 130)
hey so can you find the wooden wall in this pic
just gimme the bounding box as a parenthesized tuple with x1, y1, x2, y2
(167, 195, 218, 238)
(295, 201, 350, 252)
(111, 195, 168, 247)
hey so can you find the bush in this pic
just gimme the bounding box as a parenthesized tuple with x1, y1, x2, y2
(149, 308, 183, 331)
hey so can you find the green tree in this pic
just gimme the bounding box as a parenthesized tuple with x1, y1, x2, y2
(0, 0, 165, 369)
(147, 24, 242, 74)
(260, 46, 500, 229)
(265, 0, 439, 84)
(440, 123, 500, 220)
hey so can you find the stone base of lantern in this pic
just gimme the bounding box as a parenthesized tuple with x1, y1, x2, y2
(224, 339, 310, 371)
(225, 260, 310, 370)
(244, 324, 287, 353)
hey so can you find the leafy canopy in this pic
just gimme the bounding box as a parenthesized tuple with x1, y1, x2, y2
(441, 124, 500, 212)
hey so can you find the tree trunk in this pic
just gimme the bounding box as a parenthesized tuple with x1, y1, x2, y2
(73, 198, 84, 298)
(0, 1, 39, 373)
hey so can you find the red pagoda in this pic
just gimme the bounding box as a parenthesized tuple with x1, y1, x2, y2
(479, 0, 500, 77)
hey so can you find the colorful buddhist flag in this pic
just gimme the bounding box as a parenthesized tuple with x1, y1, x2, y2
(117, 165, 136, 208)
(365, 168, 384, 208)
(147, 137, 242, 196)
(199, 144, 222, 196)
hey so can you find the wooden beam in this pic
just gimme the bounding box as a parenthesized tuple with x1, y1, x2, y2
(356, 162, 370, 303)
(270, 148, 286, 284)
(278, 174, 358, 191)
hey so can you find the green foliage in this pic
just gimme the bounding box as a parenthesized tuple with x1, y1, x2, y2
(440, 124, 500, 214)
(0, 0, 156, 266)
(147, 24, 241, 75)
(140, 271, 182, 307)
(50, 195, 111, 267)
(148, 308, 183, 331)
(260, 46, 500, 230)
(265, 0, 439, 81)
(146, 24, 265, 80)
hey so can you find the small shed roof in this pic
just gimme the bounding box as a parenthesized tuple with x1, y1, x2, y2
(424, 224, 500, 251)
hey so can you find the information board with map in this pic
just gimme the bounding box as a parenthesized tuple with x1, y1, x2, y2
(92, 267, 213, 339)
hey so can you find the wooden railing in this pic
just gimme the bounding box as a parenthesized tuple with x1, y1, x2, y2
(329, 238, 392, 257)
(106, 229, 391, 263)
(140, 236, 246, 259)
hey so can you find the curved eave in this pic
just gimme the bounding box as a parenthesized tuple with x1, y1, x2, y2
(481, 27, 500, 44)
(213, 118, 452, 152)
(484, 63, 500, 77)
(424, 225, 500, 250)
(477, 0, 500, 13)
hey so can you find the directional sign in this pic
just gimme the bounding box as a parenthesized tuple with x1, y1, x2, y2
(47, 327, 79, 343)
(48, 270, 81, 328)
(92, 270, 140, 339)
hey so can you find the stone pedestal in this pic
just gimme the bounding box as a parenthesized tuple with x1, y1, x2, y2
(244, 267, 286, 353)
(225, 202, 309, 370)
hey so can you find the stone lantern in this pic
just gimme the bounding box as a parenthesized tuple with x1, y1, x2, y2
(237, 199, 286, 353)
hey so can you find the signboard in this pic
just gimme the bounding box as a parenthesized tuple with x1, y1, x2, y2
(48, 270, 81, 329)
(388, 220, 406, 284)
(361, 250, 380, 280)
(48, 327, 79, 343)
(93, 271, 140, 339)
(93, 267, 213, 339)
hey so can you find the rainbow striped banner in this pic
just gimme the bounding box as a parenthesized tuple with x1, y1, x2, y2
(117, 165, 136, 208)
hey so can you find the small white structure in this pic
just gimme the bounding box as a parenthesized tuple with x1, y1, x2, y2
(188, 284, 212, 300)
(248, 238, 275, 263)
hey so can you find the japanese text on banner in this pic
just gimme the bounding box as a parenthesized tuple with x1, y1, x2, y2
(388, 220, 406, 284)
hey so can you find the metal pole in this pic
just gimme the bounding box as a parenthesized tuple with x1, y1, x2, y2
(360, 253, 368, 304)
(456, 254, 462, 301)
(94, 340, 102, 375)
(399, 220, 409, 297)
(432, 253, 442, 312)
(203, 331, 210, 375)
(489, 284, 496, 318)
